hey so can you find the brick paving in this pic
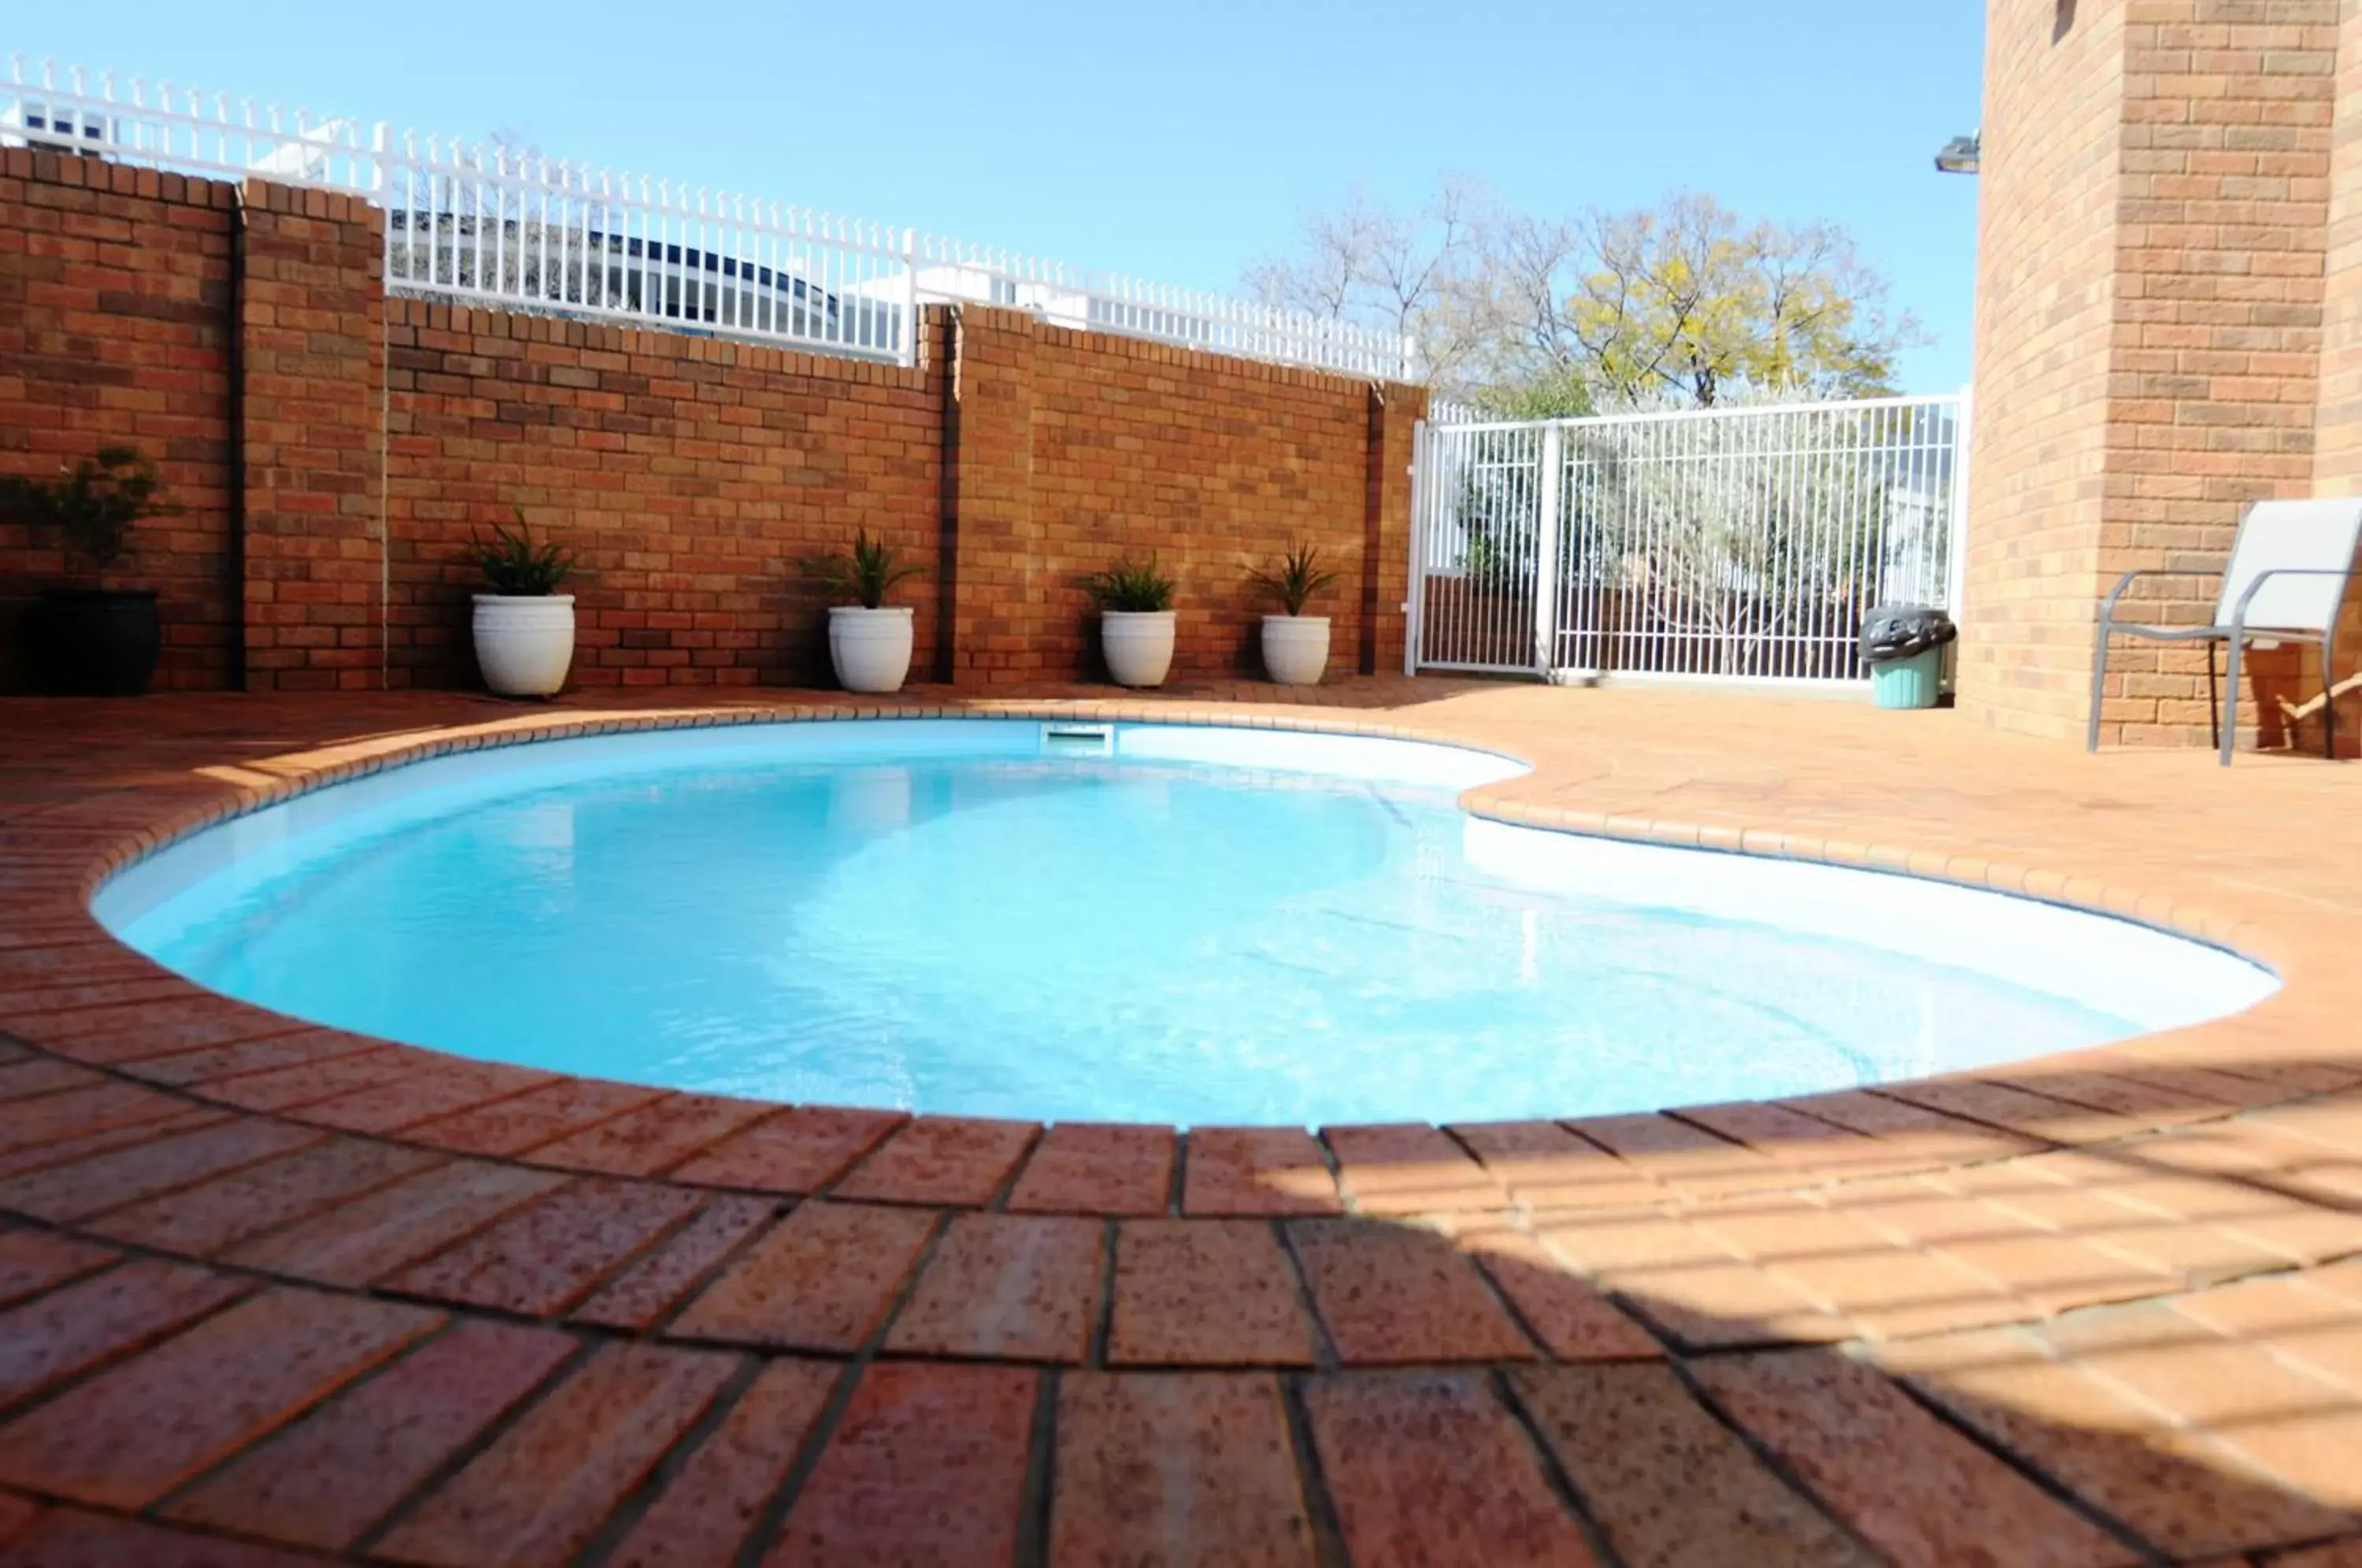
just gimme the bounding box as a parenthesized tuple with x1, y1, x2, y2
(0, 678, 2359, 1564)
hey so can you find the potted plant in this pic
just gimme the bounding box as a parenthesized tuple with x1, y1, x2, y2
(1249, 539, 1343, 686)
(465, 512, 577, 697)
(1086, 556, 1179, 688)
(0, 446, 173, 696)
(804, 528, 925, 694)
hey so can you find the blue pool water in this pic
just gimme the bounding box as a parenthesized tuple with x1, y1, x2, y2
(102, 721, 2277, 1126)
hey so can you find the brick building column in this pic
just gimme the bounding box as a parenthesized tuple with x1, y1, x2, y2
(1963, 0, 2342, 749)
(237, 182, 386, 691)
(1364, 383, 1425, 676)
(941, 305, 1042, 686)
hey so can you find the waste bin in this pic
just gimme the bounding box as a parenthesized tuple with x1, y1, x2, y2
(1861, 605, 1957, 711)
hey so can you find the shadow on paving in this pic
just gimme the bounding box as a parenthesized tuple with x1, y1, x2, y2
(1251, 1050, 2362, 1568)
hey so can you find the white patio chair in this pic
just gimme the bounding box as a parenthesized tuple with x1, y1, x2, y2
(2087, 497, 2362, 766)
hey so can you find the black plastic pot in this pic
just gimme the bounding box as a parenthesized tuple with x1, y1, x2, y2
(32, 589, 162, 696)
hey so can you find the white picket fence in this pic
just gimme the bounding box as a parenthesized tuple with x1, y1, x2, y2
(2, 58, 1412, 378)
(1409, 394, 1971, 686)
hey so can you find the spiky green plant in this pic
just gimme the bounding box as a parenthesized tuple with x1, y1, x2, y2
(0, 446, 172, 570)
(465, 510, 577, 595)
(803, 529, 927, 609)
(1247, 540, 1343, 616)
(1084, 556, 1177, 612)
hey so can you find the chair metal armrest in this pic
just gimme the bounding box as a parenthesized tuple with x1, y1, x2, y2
(2228, 567, 2352, 637)
(2100, 567, 2214, 630)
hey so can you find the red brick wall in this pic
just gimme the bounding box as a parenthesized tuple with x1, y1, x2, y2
(238, 181, 387, 692)
(1, 155, 1418, 697)
(2305, 0, 2362, 752)
(948, 306, 1423, 685)
(1958, 0, 2131, 740)
(0, 151, 236, 691)
(385, 303, 943, 690)
(1965, 0, 2344, 750)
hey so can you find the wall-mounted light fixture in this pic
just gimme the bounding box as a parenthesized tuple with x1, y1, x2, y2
(1934, 132, 1981, 175)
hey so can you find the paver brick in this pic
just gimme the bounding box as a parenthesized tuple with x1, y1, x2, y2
(1877, 1326, 2353, 1559)
(88, 1137, 441, 1256)
(670, 1200, 935, 1352)
(227, 1159, 568, 1286)
(165, 1318, 578, 1551)
(887, 1211, 1103, 1362)
(603, 1358, 839, 1568)
(402, 1076, 665, 1157)
(0, 1257, 250, 1407)
(764, 1361, 1037, 1568)
(1006, 1121, 1175, 1215)
(1109, 1219, 1315, 1366)
(671, 1105, 905, 1193)
(1287, 1218, 1534, 1363)
(1051, 1372, 1314, 1568)
(0, 1286, 440, 1509)
(1512, 1363, 1873, 1568)
(1182, 1126, 1340, 1216)
(1453, 1226, 1662, 1360)
(0, 1115, 321, 1222)
(1302, 1370, 1599, 1567)
(1450, 1119, 1660, 1207)
(1690, 1347, 2138, 1568)
(571, 1193, 777, 1331)
(381, 1175, 705, 1316)
(0, 1227, 118, 1307)
(0, 1507, 328, 1566)
(1322, 1122, 1501, 1215)
(372, 1341, 739, 1568)
(829, 1115, 1038, 1206)
(523, 1092, 773, 1176)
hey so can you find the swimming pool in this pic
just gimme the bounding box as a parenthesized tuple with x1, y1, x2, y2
(97, 718, 2278, 1126)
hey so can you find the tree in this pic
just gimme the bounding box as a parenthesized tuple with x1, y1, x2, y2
(1246, 186, 1922, 412)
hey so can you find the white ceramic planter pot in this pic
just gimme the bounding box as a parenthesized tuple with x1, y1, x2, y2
(472, 594, 576, 697)
(1101, 610, 1176, 688)
(828, 605, 916, 694)
(1261, 614, 1331, 686)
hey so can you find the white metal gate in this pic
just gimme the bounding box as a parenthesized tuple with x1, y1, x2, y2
(1407, 394, 1970, 685)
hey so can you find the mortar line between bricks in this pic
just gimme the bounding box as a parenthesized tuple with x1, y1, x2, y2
(0, 1259, 262, 1433)
(0, 1026, 2324, 1229)
(531, 1182, 735, 1325)
(1011, 1365, 1061, 1568)
(721, 1207, 962, 1568)
(1459, 1239, 1560, 1366)
(1272, 1219, 1340, 1371)
(345, 1330, 603, 1559)
(639, 1197, 795, 1340)
(1653, 1348, 1956, 1568)
(1486, 1366, 1633, 1568)
(74, 1145, 465, 1260)
(1085, 1218, 1119, 1370)
(1276, 1373, 1353, 1568)
(984, 1123, 1048, 1213)
(1874, 1359, 2177, 1566)
(1164, 1129, 1188, 1215)
(563, 1348, 769, 1568)
(142, 1309, 484, 1522)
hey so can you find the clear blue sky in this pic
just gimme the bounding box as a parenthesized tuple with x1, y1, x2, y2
(11, 1, 1986, 391)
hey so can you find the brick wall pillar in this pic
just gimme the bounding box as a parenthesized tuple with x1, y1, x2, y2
(1964, 0, 2342, 749)
(237, 182, 386, 691)
(942, 305, 1045, 686)
(2305, 0, 2362, 748)
(1364, 383, 1425, 676)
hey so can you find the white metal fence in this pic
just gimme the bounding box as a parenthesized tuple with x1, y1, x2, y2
(1409, 394, 1970, 685)
(2, 58, 1411, 377)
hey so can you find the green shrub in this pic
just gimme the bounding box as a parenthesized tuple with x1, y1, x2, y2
(465, 512, 576, 595)
(803, 529, 926, 609)
(1247, 540, 1342, 616)
(1085, 556, 1177, 612)
(0, 446, 172, 570)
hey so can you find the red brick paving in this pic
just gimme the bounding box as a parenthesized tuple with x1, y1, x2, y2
(2, 684, 2362, 1562)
